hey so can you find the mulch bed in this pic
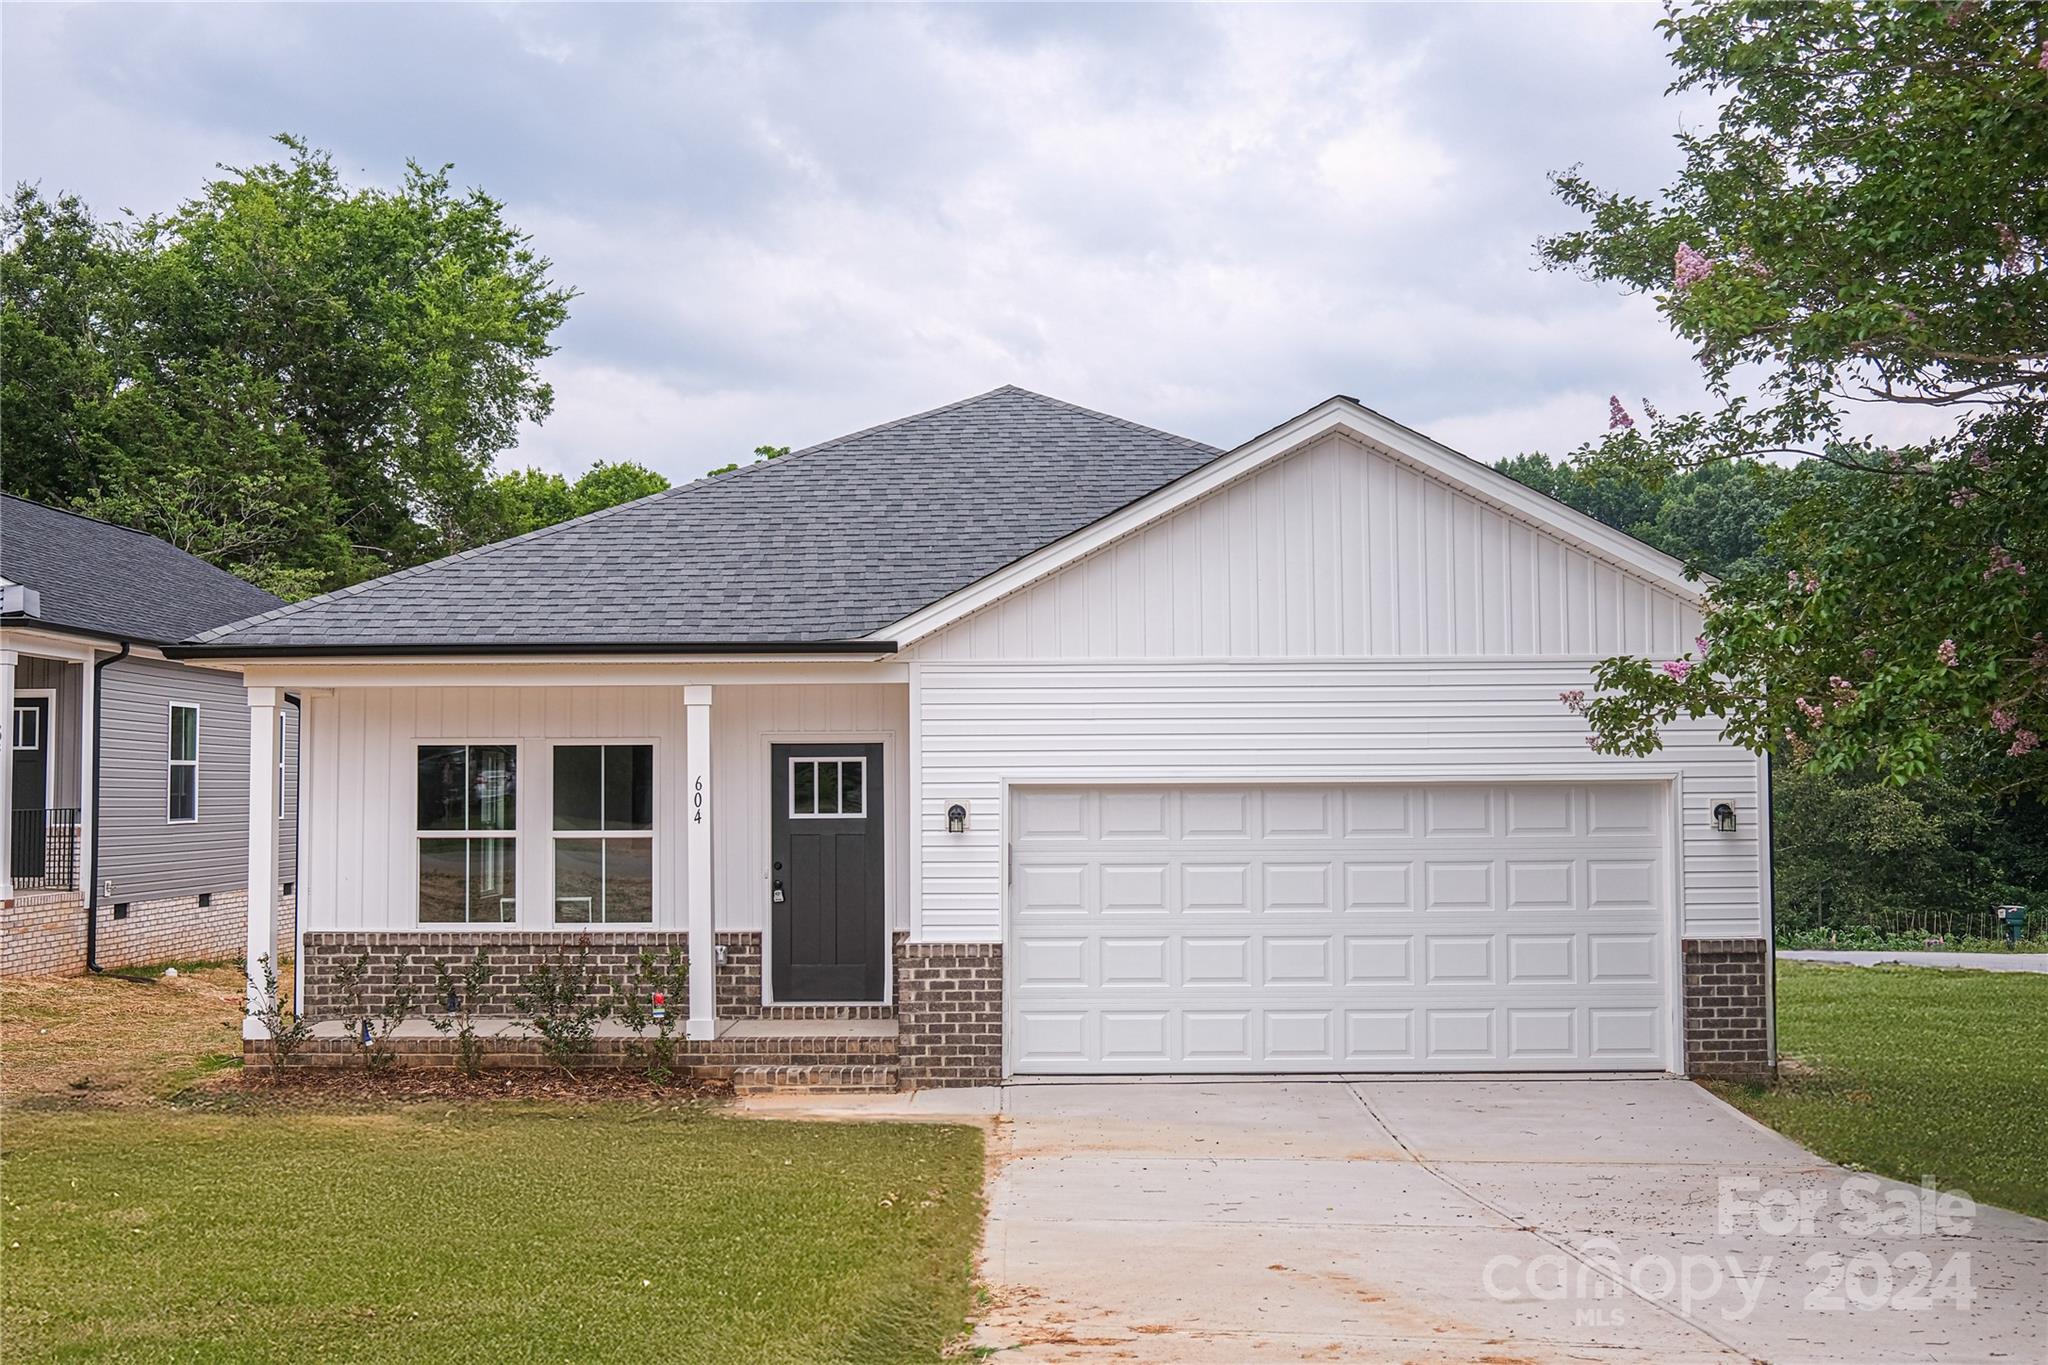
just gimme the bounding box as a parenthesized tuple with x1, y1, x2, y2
(220, 1066, 732, 1106)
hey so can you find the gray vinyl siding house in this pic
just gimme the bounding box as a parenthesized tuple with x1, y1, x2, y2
(2, 494, 298, 975)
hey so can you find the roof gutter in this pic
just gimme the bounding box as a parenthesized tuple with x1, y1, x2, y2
(162, 639, 900, 661)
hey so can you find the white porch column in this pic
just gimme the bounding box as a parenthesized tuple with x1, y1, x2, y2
(684, 684, 715, 1040)
(0, 649, 15, 903)
(244, 686, 282, 1039)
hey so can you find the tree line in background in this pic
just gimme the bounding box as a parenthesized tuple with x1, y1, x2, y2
(1499, 451, 2047, 942)
(1, 136, 669, 600)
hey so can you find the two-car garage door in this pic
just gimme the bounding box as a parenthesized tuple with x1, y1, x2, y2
(1007, 783, 1670, 1074)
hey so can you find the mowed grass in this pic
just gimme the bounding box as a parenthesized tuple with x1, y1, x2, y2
(1, 1105, 984, 1363)
(1711, 960, 2048, 1219)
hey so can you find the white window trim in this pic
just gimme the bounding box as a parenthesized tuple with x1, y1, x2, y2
(167, 701, 199, 824)
(413, 740, 522, 928)
(787, 754, 868, 819)
(548, 740, 659, 927)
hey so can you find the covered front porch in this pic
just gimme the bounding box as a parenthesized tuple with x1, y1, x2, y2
(0, 636, 92, 906)
(230, 659, 981, 1087)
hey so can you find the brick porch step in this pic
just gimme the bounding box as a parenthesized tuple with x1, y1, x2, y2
(731, 1063, 900, 1095)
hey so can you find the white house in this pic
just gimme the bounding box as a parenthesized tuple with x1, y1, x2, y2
(170, 387, 1773, 1087)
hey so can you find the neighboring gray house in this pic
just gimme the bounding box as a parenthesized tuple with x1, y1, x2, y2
(176, 387, 1773, 1089)
(1, 495, 298, 975)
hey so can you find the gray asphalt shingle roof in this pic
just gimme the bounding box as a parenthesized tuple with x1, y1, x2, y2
(184, 386, 1224, 653)
(1, 494, 285, 646)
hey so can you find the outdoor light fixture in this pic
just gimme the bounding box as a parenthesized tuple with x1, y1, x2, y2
(1712, 802, 1738, 833)
(947, 803, 968, 834)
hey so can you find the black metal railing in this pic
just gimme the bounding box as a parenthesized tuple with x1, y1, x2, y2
(10, 807, 80, 891)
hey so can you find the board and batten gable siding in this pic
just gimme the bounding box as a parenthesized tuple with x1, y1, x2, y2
(16, 656, 83, 808)
(98, 655, 298, 903)
(298, 683, 906, 935)
(902, 430, 1762, 946)
(912, 430, 1701, 662)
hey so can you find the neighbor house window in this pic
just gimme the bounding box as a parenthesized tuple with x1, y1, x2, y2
(789, 756, 864, 817)
(417, 744, 517, 923)
(168, 704, 199, 822)
(12, 705, 40, 750)
(553, 744, 653, 924)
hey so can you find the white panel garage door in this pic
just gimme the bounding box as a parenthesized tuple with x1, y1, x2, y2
(1008, 783, 1669, 1074)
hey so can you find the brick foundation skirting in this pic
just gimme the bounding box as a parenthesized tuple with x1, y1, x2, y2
(1683, 937, 1773, 1080)
(2, 889, 295, 977)
(892, 934, 1002, 1088)
(299, 930, 697, 1022)
(715, 931, 761, 1019)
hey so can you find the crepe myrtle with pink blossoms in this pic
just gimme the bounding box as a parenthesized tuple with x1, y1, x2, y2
(1536, 0, 2047, 796)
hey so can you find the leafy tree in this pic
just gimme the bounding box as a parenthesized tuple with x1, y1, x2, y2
(1538, 2, 2047, 794)
(707, 444, 789, 477)
(484, 460, 670, 540)
(2, 137, 581, 594)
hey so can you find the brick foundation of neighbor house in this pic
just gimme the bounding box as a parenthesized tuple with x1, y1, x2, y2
(2, 889, 295, 978)
(1682, 938, 1774, 1080)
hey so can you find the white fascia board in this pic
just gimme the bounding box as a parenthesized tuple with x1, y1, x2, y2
(875, 396, 1704, 650)
(235, 657, 910, 690)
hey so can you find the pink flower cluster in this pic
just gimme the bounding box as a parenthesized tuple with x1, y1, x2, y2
(2012, 730, 2041, 759)
(1608, 396, 1635, 431)
(2039, 38, 2048, 70)
(1950, 488, 1979, 508)
(1828, 675, 1858, 704)
(1992, 707, 2018, 735)
(1660, 660, 1693, 682)
(1673, 243, 1713, 290)
(1795, 696, 1825, 726)
(1968, 445, 1993, 472)
(1694, 634, 1710, 657)
(1559, 689, 1588, 713)
(1788, 570, 1820, 594)
(1984, 546, 2028, 580)
(1937, 639, 1959, 667)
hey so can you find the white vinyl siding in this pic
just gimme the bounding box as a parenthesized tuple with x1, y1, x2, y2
(911, 431, 1701, 662)
(1008, 782, 1670, 1073)
(298, 682, 908, 935)
(909, 661, 1761, 945)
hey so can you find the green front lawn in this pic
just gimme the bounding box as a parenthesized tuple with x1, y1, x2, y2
(1, 1106, 983, 1363)
(1711, 960, 2048, 1219)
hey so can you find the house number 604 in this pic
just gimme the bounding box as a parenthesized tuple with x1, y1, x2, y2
(693, 776, 706, 824)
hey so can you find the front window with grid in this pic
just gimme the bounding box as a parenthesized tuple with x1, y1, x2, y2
(553, 744, 653, 923)
(789, 756, 865, 817)
(417, 744, 517, 923)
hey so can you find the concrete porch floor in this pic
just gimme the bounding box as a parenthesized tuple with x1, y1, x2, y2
(306, 1016, 897, 1040)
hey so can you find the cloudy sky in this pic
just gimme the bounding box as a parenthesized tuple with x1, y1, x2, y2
(5, 3, 1733, 483)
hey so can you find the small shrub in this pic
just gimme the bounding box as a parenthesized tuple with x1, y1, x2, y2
(333, 952, 415, 1072)
(613, 947, 690, 1085)
(243, 953, 313, 1071)
(513, 938, 612, 1075)
(430, 949, 494, 1078)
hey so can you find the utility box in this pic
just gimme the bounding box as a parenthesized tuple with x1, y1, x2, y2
(1995, 904, 2027, 947)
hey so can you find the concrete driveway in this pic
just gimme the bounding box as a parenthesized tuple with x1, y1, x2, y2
(973, 1078, 2048, 1364)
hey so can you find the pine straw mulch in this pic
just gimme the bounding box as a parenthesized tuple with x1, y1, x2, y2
(205, 1065, 733, 1110)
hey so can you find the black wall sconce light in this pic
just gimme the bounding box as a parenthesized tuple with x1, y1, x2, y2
(946, 803, 968, 834)
(1712, 801, 1738, 833)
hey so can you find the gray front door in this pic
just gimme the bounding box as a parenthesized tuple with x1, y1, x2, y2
(770, 742, 885, 1002)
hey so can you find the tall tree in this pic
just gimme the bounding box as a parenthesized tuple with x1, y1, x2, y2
(1540, 1, 2047, 794)
(2, 136, 578, 594)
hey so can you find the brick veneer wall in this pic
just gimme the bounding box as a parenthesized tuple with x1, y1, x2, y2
(1683, 938, 1773, 1079)
(299, 930, 771, 1023)
(716, 931, 762, 1019)
(893, 934, 1002, 1088)
(2, 889, 295, 977)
